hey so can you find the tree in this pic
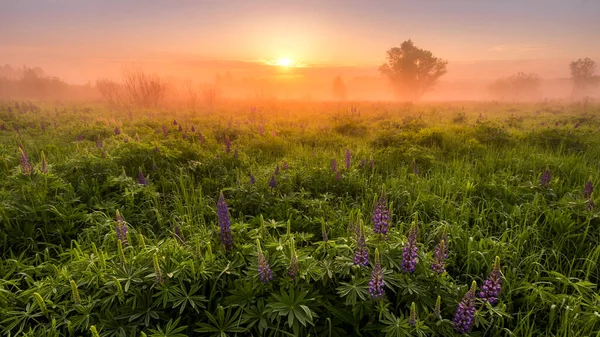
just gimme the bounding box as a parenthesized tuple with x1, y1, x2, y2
(489, 72, 541, 101)
(332, 75, 347, 101)
(379, 40, 448, 101)
(570, 57, 597, 98)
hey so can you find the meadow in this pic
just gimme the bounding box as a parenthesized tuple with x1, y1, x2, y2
(0, 100, 598, 337)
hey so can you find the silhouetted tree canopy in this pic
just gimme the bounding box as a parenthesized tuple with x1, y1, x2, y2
(489, 72, 541, 101)
(379, 40, 448, 101)
(332, 75, 347, 101)
(570, 57, 597, 98)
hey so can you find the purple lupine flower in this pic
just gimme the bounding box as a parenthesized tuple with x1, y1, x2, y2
(138, 169, 148, 186)
(359, 159, 366, 167)
(353, 224, 369, 266)
(40, 152, 48, 174)
(408, 302, 417, 327)
(331, 159, 337, 172)
(372, 194, 389, 235)
(412, 161, 419, 175)
(369, 159, 374, 169)
(153, 253, 164, 284)
(587, 199, 595, 211)
(540, 169, 551, 188)
(191, 125, 196, 132)
(123, 137, 129, 143)
(174, 225, 184, 244)
(368, 248, 385, 299)
(249, 173, 256, 185)
(268, 175, 277, 189)
(173, 119, 178, 125)
(401, 224, 419, 273)
(288, 239, 299, 280)
(198, 133, 205, 144)
(583, 181, 594, 200)
(335, 171, 341, 180)
(258, 125, 264, 136)
(19, 147, 33, 176)
(345, 149, 351, 169)
(178, 125, 183, 132)
(225, 136, 231, 153)
(114, 127, 120, 135)
(182, 132, 187, 140)
(162, 125, 168, 137)
(234, 148, 238, 159)
(282, 161, 289, 170)
(115, 211, 129, 246)
(217, 192, 233, 251)
(96, 136, 102, 149)
(431, 237, 448, 274)
(479, 256, 502, 306)
(453, 281, 477, 334)
(274, 165, 280, 175)
(256, 239, 273, 284)
(40, 122, 46, 131)
(0, 123, 6, 131)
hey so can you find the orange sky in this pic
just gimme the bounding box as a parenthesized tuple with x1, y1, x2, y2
(1, 0, 599, 85)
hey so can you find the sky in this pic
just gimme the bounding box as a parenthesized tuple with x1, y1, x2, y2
(1, 0, 599, 83)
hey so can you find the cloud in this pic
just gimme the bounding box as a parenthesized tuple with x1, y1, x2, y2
(488, 44, 549, 52)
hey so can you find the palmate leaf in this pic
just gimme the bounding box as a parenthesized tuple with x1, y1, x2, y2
(266, 287, 318, 335)
(336, 277, 369, 306)
(168, 282, 206, 314)
(194, 305, 246, 337)
(381, 311, 411, 337)
(148, 317, 188, 337)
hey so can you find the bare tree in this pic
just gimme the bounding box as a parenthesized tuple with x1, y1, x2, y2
(121, 66, 167, 108)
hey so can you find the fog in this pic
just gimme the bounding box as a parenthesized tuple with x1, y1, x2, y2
(0, 57, 598, 103)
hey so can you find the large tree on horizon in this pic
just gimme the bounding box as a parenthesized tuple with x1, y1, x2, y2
(379, 40, 448, 101)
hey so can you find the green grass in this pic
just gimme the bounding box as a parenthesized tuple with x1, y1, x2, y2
(0, 100, 598, 336)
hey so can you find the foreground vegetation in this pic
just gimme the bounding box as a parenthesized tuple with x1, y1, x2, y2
(0, 100, 599, 336)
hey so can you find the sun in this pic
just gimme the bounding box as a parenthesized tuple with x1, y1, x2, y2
(273, 58, 294, 67)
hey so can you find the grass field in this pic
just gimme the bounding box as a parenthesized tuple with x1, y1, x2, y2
(0, 100, 599, 336)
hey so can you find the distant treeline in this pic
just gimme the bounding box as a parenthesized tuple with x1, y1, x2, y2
(0, 64, 99, 101)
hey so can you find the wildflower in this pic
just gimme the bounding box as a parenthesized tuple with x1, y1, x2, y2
(540, 169, 551, 188)
(173, 119, 178, 125)
(369, 159, 375, 169)
(269, 174, 277, 189)
(345, 149, 351, 169)
(256, 239, 273, 284)
(249, 173, 256, 185)
(154, 146, 160, 154)
(96, 136, 102, 149)
(41, 122, 46, 131)
(274, 165, 280, 175)
(191, 125, 196, 132)
(587, 199, 595, 211)
(479, 256, 502, 306)
(70, 280, 81, 304)
(234, 148, 238, 159)
(162, 124, 168, 137)
(401, 224, 419, 273)
(453, 281, 477, 334)
(431, 238, 447, 274)
(288, 238, 299, 280)
(217, 192, 234, 251)
(19, 147, 33, 176)
(115, 211, 129, 246)
(372, 193, 389, 235)
(225, 136, 231, 153)
(33, 292, 48, 317)
(412, 160, 419, 175)
(409, 302, 417, 327)
(178, 125, 183, 132)
(321, 221, 328, 242)
(353, 224, 369, 266)
(114, 126, 120, 135)
(0, 123, 5, 131)
(198, 132, 205, 144)
(174, 225, 185, 244)
(583, 181, 594, 200)
(331, 159, 337, 172)
(283, 161, 289, 170)
(138, 169, 148, 186)
(434, 295, 442, 320)
(153, 253, 164, 284)
(335, 171, 341, 180)
(359, 159, 366, 167)
(368, 248, 385, 299)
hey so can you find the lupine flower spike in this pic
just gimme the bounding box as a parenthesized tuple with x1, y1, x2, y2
(225, 135, 231, 153)
(368, 248, 385, 299)
(345, 149, 351, 169)
(19, 147, 33, 176)
(540, 169, 551, 188)
(288, 238, 299, 280)
(115, 211, 129, 247)
(353, 223, 369, 266)
(331, 159, 337, 172)
(409, 302, 417, 327)
(153, 253, 164, 284)
(321, 221, 328, 242)
(138, 168, 148, 186)
(256, 239, 273, 284)
(431, 238, 447, 274)
(453, 281, 477, 334)
(402, 222, 419, 273)
(70, 280, 81, 305)
(249, 173, 256, 185)
(479, 256, 502, 306)
(269, 174, 277, 189)
(434, 295, 442, 320)
(583, 180, 593, 200)
(40, 151, 48, 174)
(217, 192, 234, 251)
(372, 193, 389, 235)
